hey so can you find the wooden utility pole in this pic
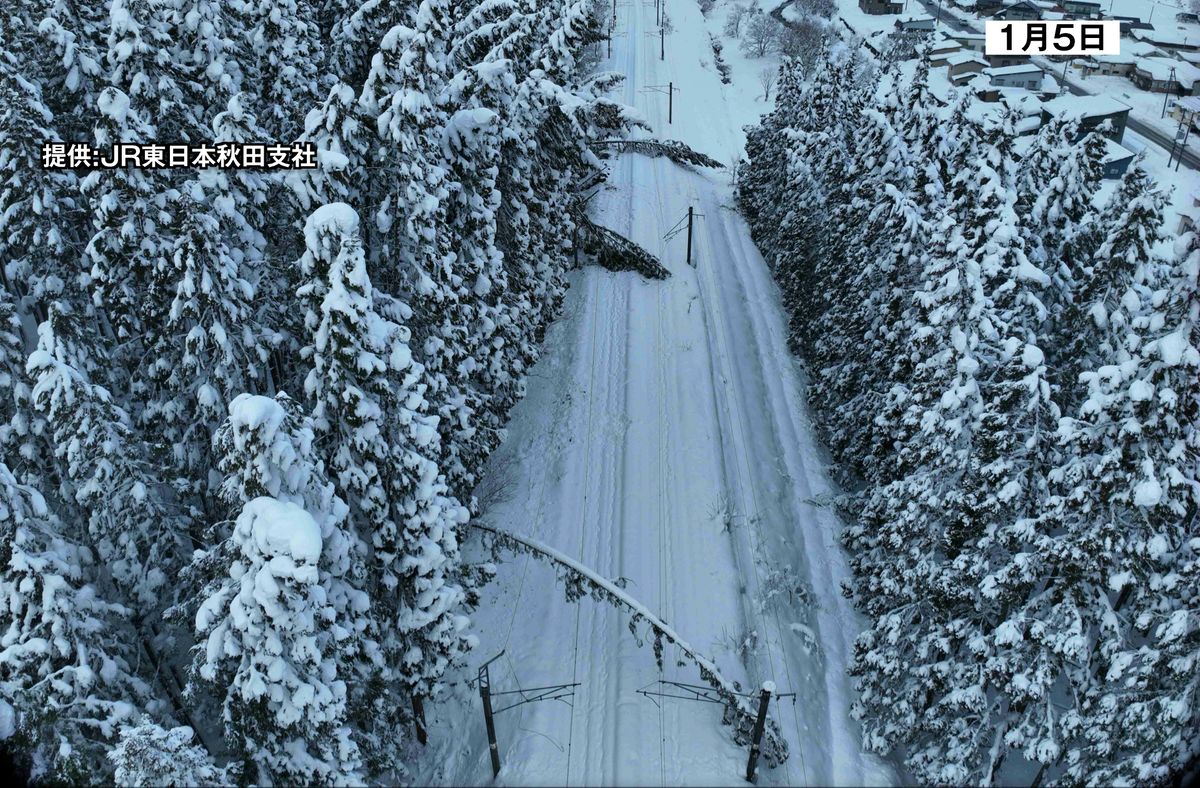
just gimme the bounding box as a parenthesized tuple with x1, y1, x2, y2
(744, 685, 773, 783)
(685, 206, 693, 266)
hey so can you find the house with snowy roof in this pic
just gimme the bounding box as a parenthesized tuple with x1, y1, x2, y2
(1177, 191, 1200, 235)
(1060, 0, 1100, 18)
(859, 0, 905, 15)
(895, 14, 937, 30)
(1132, 58, 1200, 95)
(947, 32, 987, 52)
(1039, 94, 1131, 143)
(983, 63, 1045, 91)
(929, 39, 964, 66)
(1177, 12, 1200, 24)
(1132, 28, 1200, 55)
(1013, 134, 1135, 178)
(992, 1, 1043, 20)
(947, 51, 990, 83)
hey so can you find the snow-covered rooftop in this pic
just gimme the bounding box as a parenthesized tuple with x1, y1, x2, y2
(1133, 28, 1200, 49)
(985, 64, 1044, 76)
(930, 40, 962, 53)
(1101, 137, 1135, 164)
(1135, 57, 1200, 90)
(947, 51, 988, 67)
(1040, 94, 1133, 120)
(898, 13, 936, 23)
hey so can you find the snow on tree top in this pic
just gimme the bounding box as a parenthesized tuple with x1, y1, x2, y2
(240, 497, 322, 568)
(97, 88, 131, 123)
(227, 393, 287, 446)
(304, 202, 360, 255)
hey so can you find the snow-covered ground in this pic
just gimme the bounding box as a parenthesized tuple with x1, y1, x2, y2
(415, 1, 896, 785)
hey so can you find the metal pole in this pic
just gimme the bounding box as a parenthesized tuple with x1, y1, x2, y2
(686, 206, 693, 266)
(1170, 115, 1185, 167)
(669, 81, 673, 124)
(480, 665, 501, 778)
(1178, 121, 1192, 172)
(661, 25, 665, 60)
(744, 686, 772, 783)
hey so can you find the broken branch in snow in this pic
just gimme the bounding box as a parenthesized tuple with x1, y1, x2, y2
(471, 521, 790, 769)
(574, 213, 671, 280)
(592, 139, 726, 170)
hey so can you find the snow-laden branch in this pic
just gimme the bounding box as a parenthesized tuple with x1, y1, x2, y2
(592, 139, 726, 170)
(575, 214, 671, 280)
(471, 521, 789, 768)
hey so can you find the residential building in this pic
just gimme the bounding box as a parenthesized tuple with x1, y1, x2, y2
(1061, 0, 1100, 18)
(1099, 138, 1136, 179)
(992, 1, 1043, 20)
(947, 51, 989, 82)
(1178, 191, 1200, 235)
(984, 63, 1045, 90)
(1167, 95, 1200, 129)
(1016, 133, 1135, 179)
(1081, 53, 1137, 77)
(859, 0, 904, 14)
(1132, 58, 1200, 95)
(1177, 12, 1200, 24)
(929, 39, 963, 66)
(895, 14, 937, 30)
(1039, 94, 1131, 143)
(1111, 16, 1154, 35)
(947, 32, 987, 52)
(1132, 28, 1200, 55)
(985, 52, 1032, 68)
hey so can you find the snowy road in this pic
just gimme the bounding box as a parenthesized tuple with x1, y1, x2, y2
(432, 2, 896, 785)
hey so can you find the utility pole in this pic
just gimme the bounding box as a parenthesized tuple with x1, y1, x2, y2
(669, 80, 673, 123)
(475, 651, 579, 780)
(1163, 67, 1176, 118)
(479, 656, 502, 778)
(685, 206, 693, 266)
(661, 24, 665, 60)
(744, 684, 773, 783)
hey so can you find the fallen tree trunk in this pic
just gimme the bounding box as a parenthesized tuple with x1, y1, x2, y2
(592, 138, 726, 170)
(471, 521, 789, 769)
(575, 213, 671, 280)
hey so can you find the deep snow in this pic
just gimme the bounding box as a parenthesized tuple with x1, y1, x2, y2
(417, 2, 898, 784)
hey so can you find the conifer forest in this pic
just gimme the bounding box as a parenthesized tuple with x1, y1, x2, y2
(0, 0, 1196, 785)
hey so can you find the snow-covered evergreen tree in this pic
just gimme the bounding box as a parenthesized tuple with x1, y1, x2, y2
(0, 461, 148, 783)
(194, 392, 368, 785)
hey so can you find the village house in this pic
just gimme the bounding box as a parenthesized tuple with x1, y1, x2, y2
(895, 14, 937, 30)
(1060, 0, 1100, 18)
(947, 51, 990, 84)
(947, 32, 987, 52)
(1132, 58, 1200, 95)
(984, 63, 1045, 90)
(858, 0, 905, 15)
(991, 1, 1043, 20)
(1178, 191, 1200, 235)
(929, 39, 963, 66)
(1177, 12, 1200, 24)
(1132, 28, 1200, 55)
(1039, 94, 1131, 143)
